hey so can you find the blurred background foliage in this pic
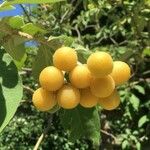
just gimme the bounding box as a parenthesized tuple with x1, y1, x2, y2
(0, 0, 150, 149)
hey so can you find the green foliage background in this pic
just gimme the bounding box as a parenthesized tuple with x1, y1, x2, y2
(0, 0, 150, 149)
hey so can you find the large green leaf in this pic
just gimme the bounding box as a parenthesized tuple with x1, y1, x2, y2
(32, 45, 53, 81)
(0, 5, 15, 12)
(3, 35, 26, 61)
(0, 19, 12, 38)
(60, 105, 101, 147)
(47, 36, 64, 49)
(14, 53, 27, 70)
(48, 35, 74, 45)
(0, 49, 23, 133)
(8, 16, 25, 29)
(32, 39, 62, 80)
(0, 0, 65, 7)
(21, 23, 46, 36)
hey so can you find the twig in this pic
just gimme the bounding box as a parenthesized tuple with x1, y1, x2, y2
(18, 31, 33, 39)
(90, 37, 104, 46)
(122, 1, 145, 49)
(34, 115, 53, 150)
(140, 136, 147, 142)
(100, 129, 117, 142)
(19, 71, 27, 75)
(60, 9, 69, 23)
(22, 67, 32, 72)
(20, 99, 32, 103)
(34, 133, 44, 150)
(110, 37, 119, 46)
(71, 26, 84, 45)
(75, 25, 83, 44)
(119, 40, 128, 46)
(66, 0, 82, 20)
(20, 4, 32, 22)
(23, 85, 34, 94)
(0, 26, 55, 50)
(28, 4, 32, 16)
(19, 68, 32, 75)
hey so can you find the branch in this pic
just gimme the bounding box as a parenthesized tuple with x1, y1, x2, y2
(19, 71, 27, 75)
(20, 99, 32, 103)
(20, 4, 32, 22)
(100, 129, 117, 143)
(22, 67, 32, 72)
(0, 26, 56, 50)
(60, 9, 69, 23)
(19, 68, 32, 75)
(34, 133, 44, 150)
(122, 1, 145, 49)
(110, 37, 119, 46)
(34, 115, 53, 150)
(71, 26, 84, 45)
(66, 0, 82, 20)
(140, 135, 147, 142)
(23, 85, 34, 94)
(90, 37, 104, 46)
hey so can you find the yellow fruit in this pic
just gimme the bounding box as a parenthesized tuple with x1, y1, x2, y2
(80, 88, 99, 108)
(98, 89, 120, 110)
(57, 84, 80, 109)
(39, 66, 64, 91)
(32, 88, 56, 111)
(110, 61, 131, 85)
(53, 47, 77, 71)
(69, 65, 92, 89)
(90, 75, 115, 98)
(87, 52, 113, 77)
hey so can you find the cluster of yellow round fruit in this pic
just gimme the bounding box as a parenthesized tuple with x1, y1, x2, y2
(32, 47, 131, 111)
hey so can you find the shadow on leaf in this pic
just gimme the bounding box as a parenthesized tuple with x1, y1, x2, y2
(0, 49, 18, 88)
(0, 85, 6, 127)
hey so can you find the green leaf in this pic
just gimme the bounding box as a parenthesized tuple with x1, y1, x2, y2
(145, 0, 150, 6)
(14, 53, 27, 70)
(134, 17, 146, 33)
(138, 115, 149, 128)
(134, 85, 145, 95)
(120, 50, 134, 61)
(130, 94, 140, 111)
(3, 36, 26, 61)
(58, 35, 74, 46)
(9, 16, 25, 29)
(21, 23, 46, 36)
(32, 45, 53, 80)
(48, 35, 74, 47)
(0, 4, 15, 12)
(74, 44, 92, 63)
(143, 47, 150, 56)
(32, 37, 63, 80)
(0, 0, 65, 7)
(60, 106, 101, 147)
(0, 49, 23, 133)
(122, 140, 129, 149)
(136, 142, 141, 150)
(47, 36, 63, 49)
(0, 19, 12, 38)
(129, 135, 137, 141)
